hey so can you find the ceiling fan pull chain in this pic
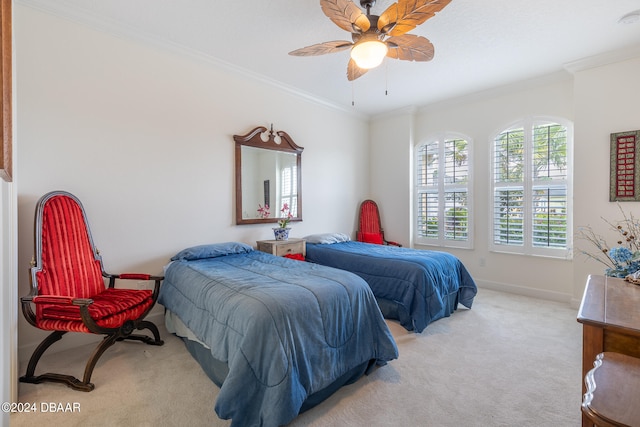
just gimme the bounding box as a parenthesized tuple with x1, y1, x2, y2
(352, 82, 355, 106)
(385, 60, 388, 96)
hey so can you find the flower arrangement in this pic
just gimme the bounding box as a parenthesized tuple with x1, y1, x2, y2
(576, 204, 640, 278)
(257, 204, 270, 219)
(278, 203, 293, 229)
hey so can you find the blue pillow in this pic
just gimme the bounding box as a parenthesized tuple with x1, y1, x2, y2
(171, 242, 254, 261)
(303, 233, 351, 244)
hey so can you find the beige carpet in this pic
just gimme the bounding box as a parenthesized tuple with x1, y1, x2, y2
(11, 289, 583, 427)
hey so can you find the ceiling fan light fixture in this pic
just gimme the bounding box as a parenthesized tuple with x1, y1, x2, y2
(290, 0, 452, 80)
(351, 40, 388, 69)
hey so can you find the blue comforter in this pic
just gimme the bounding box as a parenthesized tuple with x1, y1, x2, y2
(305, 241, 477, 333)
(158, 246, 398, 427)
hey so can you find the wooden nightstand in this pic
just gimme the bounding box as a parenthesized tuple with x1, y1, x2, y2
(256, 238, 306, 257)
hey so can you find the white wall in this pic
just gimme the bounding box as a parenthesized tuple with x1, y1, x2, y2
(370, 110, 414, 245)
(14, 5, 370, 360)
(0, 182, 17, 426)
(572, 56, 640, 301)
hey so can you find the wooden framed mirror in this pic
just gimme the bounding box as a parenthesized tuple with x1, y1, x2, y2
(234, 126, 303, 225)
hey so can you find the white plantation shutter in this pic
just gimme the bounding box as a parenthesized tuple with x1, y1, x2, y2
(532, 186, 567, 248)
(531, 123, 568, 248)
(417, 191, 439, 239)
(415, 136, 472, 248)
(492, 188, 524, 245)
(444, 191, 469, 240)
(280, 165, 297, 216)
(491, 119, 572, 257)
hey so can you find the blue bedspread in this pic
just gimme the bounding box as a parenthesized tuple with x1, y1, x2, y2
(305, 241, 478, 333)
(158, 246, 398, 427)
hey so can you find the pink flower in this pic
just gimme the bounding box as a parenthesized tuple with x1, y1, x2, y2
(257, 204, 270, 219)
(278, 203, 293, 228)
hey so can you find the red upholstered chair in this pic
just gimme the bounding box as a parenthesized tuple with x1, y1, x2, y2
(20, 191, 163, 391)
(356, 199, 401, 247)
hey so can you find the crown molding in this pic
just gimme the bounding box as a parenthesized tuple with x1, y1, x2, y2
(16, 0, 368, 120)
(370, 105, 417, 121)
(564, 44, 640, 73)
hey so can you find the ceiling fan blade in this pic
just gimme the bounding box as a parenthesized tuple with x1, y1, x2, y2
(347, 58, 368, 81)
(321, 0, 371, 33)
(289, 40, 353, 56)
(378, 0, 452, 36)
(377, 3, 398, 34)
(386, 34, 434, 61)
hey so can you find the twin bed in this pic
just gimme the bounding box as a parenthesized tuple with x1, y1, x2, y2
(158, 238, 477, 426)
(158, 242, 398, 427)
(304, 233, 477, 333)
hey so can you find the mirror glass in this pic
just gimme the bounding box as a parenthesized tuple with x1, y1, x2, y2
(241, 146, 298, 220)
(235, 127, 303, 225)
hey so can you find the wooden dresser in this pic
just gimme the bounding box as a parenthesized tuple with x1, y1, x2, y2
(577, 275, 640, 426)
(256, 238, 306, 257)
(581, 352, 640, 427)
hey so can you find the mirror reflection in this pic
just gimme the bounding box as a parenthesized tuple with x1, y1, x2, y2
(234, 126, 303, 225)
(241, 146, 298, 220)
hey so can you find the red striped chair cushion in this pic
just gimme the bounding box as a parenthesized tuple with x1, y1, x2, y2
(36, 295, 155, 332)
(39, 288, 153, 321)
(358, 231, 384, 244)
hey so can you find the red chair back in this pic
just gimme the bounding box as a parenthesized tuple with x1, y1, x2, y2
(33, 192, 105, 305)
(357, 200, 385, 244)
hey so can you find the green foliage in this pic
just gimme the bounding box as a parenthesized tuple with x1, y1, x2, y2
(494, 124, 567, 183)
(445, 206, 468, 240)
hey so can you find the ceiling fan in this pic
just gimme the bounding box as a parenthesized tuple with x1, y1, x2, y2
(289, 0, 452, 81)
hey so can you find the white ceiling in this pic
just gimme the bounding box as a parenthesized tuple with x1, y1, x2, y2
(19, 0, 640, 117)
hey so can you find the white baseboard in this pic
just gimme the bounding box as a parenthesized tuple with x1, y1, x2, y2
(476, 279, 573, 305)
(17, 308, 165, 365)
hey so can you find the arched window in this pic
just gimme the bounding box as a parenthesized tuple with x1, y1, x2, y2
(415, 133, 472, 249)
(490, 117, 573, 258)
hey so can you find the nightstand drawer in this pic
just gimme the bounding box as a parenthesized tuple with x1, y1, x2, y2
(256, 238, 306, 257)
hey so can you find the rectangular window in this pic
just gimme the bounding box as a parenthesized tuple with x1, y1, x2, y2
(415, 136, 472, 249)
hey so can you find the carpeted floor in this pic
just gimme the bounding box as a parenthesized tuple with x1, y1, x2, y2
(11, 288, 583, 426)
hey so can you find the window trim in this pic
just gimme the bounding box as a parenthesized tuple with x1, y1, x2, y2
(489, 116, 573, 259)
(414, 132, 473, 249)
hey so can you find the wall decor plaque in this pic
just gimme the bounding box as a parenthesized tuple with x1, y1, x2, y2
(610, 130, 640, 201)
